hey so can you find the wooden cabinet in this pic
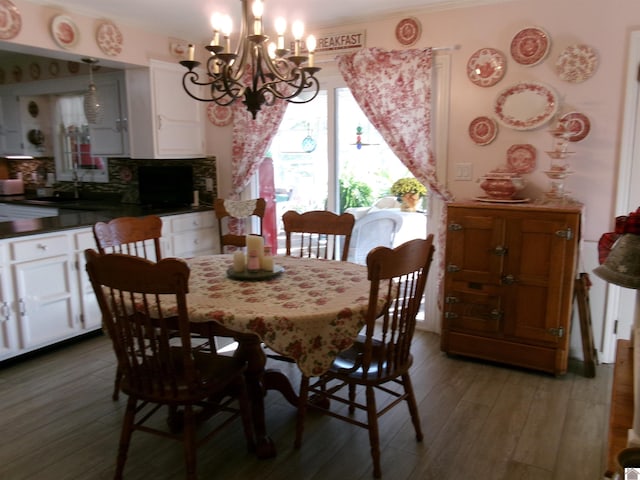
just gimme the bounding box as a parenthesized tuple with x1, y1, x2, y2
(440, 202, 581, 375)
(126, 59, 205, 159)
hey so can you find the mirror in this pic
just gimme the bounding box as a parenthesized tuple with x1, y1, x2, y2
(0, 49, 121, 183)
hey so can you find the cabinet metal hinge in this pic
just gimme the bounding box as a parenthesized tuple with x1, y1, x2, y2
(79, 313, 85, 326)
(555, 228, 573, 240)
(444, 312, 459, 319)
(448, 223, 463, 231)
(548, 327, 565, 338)
(614, 319, 618, 335)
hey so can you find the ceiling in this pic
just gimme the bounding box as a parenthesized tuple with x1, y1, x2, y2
(25, 0, 504, 44)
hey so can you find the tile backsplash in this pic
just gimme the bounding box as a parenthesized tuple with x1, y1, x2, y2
(3, 156, 217, 205)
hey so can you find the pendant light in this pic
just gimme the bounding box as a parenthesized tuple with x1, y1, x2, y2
(82, 58, 102, 124)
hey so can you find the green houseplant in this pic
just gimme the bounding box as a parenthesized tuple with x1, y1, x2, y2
(390, 177, 427, 212)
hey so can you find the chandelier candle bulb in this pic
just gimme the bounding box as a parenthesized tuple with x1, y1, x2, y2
(252, 0, 263, 35)
(210, 13, 221, 46)
(306, 35, 316, 67)
(292, 20, 304, 56)
(275, 17, 286, 49)
(188, 44, 195, 61)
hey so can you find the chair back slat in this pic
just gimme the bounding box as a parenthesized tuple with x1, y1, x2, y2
(215, 198, 267, 253)
(282, 210, 355, 262)
(93, 216, 163, 262)
(85, 249, 201, 402)
(362, 236, 435, 378)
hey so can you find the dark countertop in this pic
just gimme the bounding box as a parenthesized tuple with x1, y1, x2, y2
(0, 195, 213, 239)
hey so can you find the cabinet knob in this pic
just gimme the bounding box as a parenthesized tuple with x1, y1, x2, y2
(501, 274, 516, 285)
(493, 245, 508, 256)
(37, 243, 48, 251)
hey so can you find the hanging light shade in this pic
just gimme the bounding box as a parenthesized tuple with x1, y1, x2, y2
(82, 58, 103, 124)
(179, 0, 321, 120)
(593, 233, 640, 289)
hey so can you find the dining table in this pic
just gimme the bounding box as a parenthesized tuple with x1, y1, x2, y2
(181, 254, 388, 458)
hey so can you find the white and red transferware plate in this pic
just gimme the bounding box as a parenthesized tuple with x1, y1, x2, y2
(395, 17, 421, 46)
(507, 144, 537, 174)
(96, 20, 123, 56)
(493, 82, 558, 130)
(510, 26, 550, 66)
(51, 15, 79, 49)
(466, 48, 506, 87)
(207, 103, 233, 127)
(468, 116, 498, 145)
(559, 112, 591, 142)
(0, 0, 21, 40)
(555, 44, 599, 83)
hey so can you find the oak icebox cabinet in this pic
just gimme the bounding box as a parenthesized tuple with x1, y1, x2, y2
(440, 202, 581, 375)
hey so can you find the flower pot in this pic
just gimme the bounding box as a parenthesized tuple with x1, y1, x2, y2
(400, 193, 421, 212)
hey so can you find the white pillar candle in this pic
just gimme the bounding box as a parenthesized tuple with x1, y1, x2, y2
(233, 251, 245, 272)
(261, 245, 274, 271)
(246, 235, 264, 266)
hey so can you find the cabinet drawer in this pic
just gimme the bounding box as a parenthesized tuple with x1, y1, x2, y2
(11, 234, 70, 261)
(74, 230, 96, 251)
(444, 288, 503, 334)
(172, 230, 216, 257)
(171, 213, 215, 232)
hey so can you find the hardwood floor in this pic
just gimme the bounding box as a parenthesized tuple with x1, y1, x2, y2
(0, 331, 612, 479)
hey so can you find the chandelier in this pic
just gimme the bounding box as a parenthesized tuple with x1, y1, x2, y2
(179, 0, 321, 120)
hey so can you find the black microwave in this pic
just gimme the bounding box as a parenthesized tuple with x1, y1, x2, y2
(138, 165, 194, 208)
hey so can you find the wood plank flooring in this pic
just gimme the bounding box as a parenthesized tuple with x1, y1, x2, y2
(0, 331, 612, 479)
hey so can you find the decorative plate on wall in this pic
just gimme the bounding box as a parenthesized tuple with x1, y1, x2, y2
(510, 26, 550, 66)
(493, 82, 558, 130)
(555, 44, 599, 83)
(67, 61, 80, 73)
(51, 15, 79, 49)
(560, 111, 591, 142)
(48, 61, 60, 77)
(506, 144, 537, 173)
(395, 17, 421, 46)
(29, 62, 41, 80)
(0, 0, 21, 40)
(96, 20, 123, 56)
(207, 103, 233, 126)
(0, 68, 4, 85)
(467, 48, 506, 87)
(468, 116, 498, 145)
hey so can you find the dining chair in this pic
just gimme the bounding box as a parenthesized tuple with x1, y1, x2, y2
(295, 236, 435, 479)
(84, 249, 255, 480)
(282, 210, 355, 262)
(92, 215, 164, 400)
(92, 215, 163, 261)
(215, 198, 267, 253)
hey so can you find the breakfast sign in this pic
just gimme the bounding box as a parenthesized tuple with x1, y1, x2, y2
(293, 30, 366, 58)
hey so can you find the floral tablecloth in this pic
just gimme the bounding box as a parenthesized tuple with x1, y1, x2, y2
(184, 255, 381, 377)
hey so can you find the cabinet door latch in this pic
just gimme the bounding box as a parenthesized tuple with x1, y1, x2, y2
(492, 245, 508, 256)
(445, 296, 460, 304)
(446, 264, 461, 273)
(448, 223, 463, 231)
(555, 228, 573, 240)
(444, 312, 459, 319)
(547, 327, 565, 337)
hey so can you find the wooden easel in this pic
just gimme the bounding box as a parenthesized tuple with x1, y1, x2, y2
(574, 272, 598, 378)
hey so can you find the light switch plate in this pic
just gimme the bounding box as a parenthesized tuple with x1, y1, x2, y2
(455, 162, 473, 181)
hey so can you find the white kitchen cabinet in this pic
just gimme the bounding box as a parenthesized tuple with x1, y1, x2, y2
(126, 59, 205, 159)
(168, 211, 219, 258)
(0, 242, 19, 361)
(73, 228, 102, 330)
(9, 232, 79, 350)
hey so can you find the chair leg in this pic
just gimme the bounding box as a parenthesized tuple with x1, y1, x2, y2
(348, 383, 356, 414)
(402, 373, 423, 442)
(115, 397, 136, 480)
(112, 366, 122, 401)
(182, 405, 198, 480)
(294, 376, 310, 449)
(365, 386, 382, 479)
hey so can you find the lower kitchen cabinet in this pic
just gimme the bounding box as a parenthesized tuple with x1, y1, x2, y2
(9, 232, 78, 352)
(440, 202, 582, 375)
(0, 210, 219, 362)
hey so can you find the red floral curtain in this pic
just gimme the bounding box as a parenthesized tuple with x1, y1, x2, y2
(337, 47, 452, 201)
(338, 47, 453, 328)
